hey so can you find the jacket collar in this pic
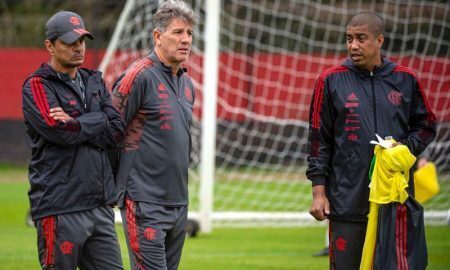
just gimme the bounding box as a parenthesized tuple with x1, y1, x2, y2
(342, 57, 396, 78)
(31, 63, 101, 82)
(149, 52, 187, 76)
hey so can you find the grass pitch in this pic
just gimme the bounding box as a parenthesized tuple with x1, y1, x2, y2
(0, 165, 449, 269)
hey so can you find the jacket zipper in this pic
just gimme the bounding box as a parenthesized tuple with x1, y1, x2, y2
(57, 73, 86, 112)
(370, 72, 378, 133)
(64, 146, 79, 183)
(100, 149, 105, 202)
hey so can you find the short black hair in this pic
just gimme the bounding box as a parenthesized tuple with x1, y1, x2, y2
(347, 11, 385, 36)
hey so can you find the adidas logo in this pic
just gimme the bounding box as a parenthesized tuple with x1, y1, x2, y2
(158, 82, 166, 91)
(347, 92, 358, 101)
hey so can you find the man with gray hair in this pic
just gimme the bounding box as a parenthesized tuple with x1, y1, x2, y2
(111, 1, 197, 269)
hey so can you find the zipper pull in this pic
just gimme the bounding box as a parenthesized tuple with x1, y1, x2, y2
(370, 71, 373, 77)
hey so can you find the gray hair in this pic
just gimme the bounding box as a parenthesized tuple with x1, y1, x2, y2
(152, 0, 197, 32)
(347, 11, 385, 37)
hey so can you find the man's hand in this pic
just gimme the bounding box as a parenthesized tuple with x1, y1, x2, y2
(392, 141, 403, 147)
(49, 107, 73, 123)
(417, 157, 428, 169)
(309, 185, 330, 221)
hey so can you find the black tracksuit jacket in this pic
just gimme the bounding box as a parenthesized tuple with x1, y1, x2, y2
(22, 63, 125, 221)
(307, 57, 436, 222)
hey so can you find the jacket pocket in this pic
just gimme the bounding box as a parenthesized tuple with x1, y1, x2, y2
(64, 146, 79, 183)
(333, 151, 353, 187)
(87, 90, 103, 112)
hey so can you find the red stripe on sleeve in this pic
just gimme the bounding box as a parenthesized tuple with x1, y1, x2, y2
(30, 77, 57, 127)
(118, 58, 153, 95)
(30, 78, 47, 121)
(311, 66, 348, 129)
(312, 78, 323, 129)
(309, 66, 348, 157)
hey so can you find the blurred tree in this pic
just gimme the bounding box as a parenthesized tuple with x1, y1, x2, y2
(0, 0, 448, 55)
(0, 0, 126, 48)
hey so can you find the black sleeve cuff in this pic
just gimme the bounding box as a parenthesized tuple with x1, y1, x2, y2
(311, 176, 327, 186)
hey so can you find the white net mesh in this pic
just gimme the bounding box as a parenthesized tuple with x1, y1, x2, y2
(101, 0, 449, 227)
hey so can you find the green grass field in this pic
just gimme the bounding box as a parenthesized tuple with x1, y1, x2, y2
(1, 165, 449, 269)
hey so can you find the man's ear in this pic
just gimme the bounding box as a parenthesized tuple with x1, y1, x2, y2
(153, 29, 162, 46)
(377, 34, 384, 48)
(45, 39, 54, 55)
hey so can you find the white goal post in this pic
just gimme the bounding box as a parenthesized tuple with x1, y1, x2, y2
(101, 0, 450, 232)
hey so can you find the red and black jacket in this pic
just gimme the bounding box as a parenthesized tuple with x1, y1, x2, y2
(307, 57, 436, 222)
(22, 63, 125, 221)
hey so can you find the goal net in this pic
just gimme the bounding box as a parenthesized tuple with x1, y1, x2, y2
(100, 0, 449, 230)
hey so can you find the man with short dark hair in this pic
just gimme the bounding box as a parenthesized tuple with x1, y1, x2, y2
(307, 11, 436, 269)
(111, 1, 197, 269)
(22, 10, 125, 269)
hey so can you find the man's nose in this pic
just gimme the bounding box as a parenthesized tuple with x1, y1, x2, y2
(73, 40, 83, 50)
(350, 40, 359, 50)
(181, 32, 191, 43)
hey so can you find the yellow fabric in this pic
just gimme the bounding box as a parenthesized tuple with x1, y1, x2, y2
(369, 144, 416, 204)
(414, 162, 439, 203)
(360, 144, 416, 270)
(360, 202, 379, 270)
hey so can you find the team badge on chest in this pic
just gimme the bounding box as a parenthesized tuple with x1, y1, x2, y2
(388, 90, 402, 106)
